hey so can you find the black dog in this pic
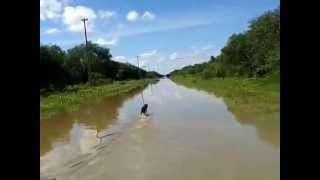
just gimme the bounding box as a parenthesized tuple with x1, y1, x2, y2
(140, 104, 148, 115)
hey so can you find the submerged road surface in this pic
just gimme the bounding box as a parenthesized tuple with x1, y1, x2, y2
(40, 78, 279, 180)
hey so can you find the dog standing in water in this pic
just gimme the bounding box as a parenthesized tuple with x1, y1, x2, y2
(140, 104, 148, 116)
(136, 104, 149, 127)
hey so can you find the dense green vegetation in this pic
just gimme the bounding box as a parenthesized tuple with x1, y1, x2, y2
(41, 79, 156, 119)
(40, 41, 162, 118)
(170, 8, 280, 121)
(172, 73, 279, 121)
(170, 7, 279, 78)
(40, 42, 162, 92)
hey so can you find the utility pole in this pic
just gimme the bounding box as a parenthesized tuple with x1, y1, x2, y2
(137, 56, 140, 68)
(81, 18, 88, 46)
(137, 56, 141, 79)
(81, 17, 91, 83)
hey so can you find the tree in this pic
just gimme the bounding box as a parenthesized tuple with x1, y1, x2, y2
(247, 8, 280, 76)
(40, 45, 68, 89)
(209, 56, 216, 63)
(170, 7, 279, 78)
(40, 42, 161, 91)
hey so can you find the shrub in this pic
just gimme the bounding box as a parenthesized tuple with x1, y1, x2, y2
(63, 85, 79, 93)
(202, 69, 214, 79)
(88, 72, 106, 86)
(96, 78, 112, 85)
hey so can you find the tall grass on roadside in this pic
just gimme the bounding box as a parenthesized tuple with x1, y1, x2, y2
(171, 73, 279, 122)
(40, 79, 156, 120)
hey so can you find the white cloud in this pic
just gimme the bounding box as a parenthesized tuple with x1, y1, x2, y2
(140, 49, 158, 58)
(98, 10, 116, 20)
(113, 56, 126, 63)
(133, 45, 221, 74)
(114, 56, 126, 61)
(109, 46, 217, 74)
(94, 37, 118, 46)
(191, 45, 220, 59)
(63, 6, 97, 32)
(169, 52, 178, 60)
(138, 49, 164, 69)
(201, 44, 214, 50)
(113, 56, 139, 66)
(127, 10, 139, 22)
(44, 28, 61, 34)
(141, 11, 156, 21)
(40, 0, 63, 21)
(126, 10, 155, 22)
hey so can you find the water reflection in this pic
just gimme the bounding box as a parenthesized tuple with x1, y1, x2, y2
(40, 87, 145, 156)
(40, 79, 279, 180)
(40, 123, 100, 176)
(231, 109, 280, 148)
(174, 81, 280, 148)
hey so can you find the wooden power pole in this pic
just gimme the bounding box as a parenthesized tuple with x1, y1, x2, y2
(81, 18, 88, 46)
(81, 17, 91, 82)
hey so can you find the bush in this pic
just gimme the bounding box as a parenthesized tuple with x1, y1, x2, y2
(63, 85, 80, 93)
(88, 72, 106, 86)
(96, 78, 112, 85)
(216, 68, 226, 78)
(202, 69, 214, 79)
(261, 47, 280, 75)
(48, 84, 55, 91)
(40, 88, 50, 96)
(214, 64, 226, 78)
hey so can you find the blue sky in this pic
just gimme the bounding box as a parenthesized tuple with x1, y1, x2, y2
(40, 0, 279, 74)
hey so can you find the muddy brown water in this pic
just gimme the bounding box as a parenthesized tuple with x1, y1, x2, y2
(40, 78, 279, 180)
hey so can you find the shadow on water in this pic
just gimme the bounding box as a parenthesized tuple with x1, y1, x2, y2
(40, 86, 147, 156)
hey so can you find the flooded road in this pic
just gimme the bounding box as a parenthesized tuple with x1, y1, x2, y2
(40, 78, 279, 180)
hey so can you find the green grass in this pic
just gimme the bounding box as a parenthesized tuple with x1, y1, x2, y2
(171, 73, 279, 122)
(40, 79, 156, 120)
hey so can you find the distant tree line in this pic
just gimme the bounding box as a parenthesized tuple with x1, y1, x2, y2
(40, 42, 162, 91)
(170, 7, 280, 79)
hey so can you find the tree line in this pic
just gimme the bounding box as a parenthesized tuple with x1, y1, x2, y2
(170, 7, 280, 79)
(40, 42, 162, 91)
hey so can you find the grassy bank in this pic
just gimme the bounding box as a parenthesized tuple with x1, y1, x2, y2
(171, 73, 279, 122)
(40, 79, 156, 120)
